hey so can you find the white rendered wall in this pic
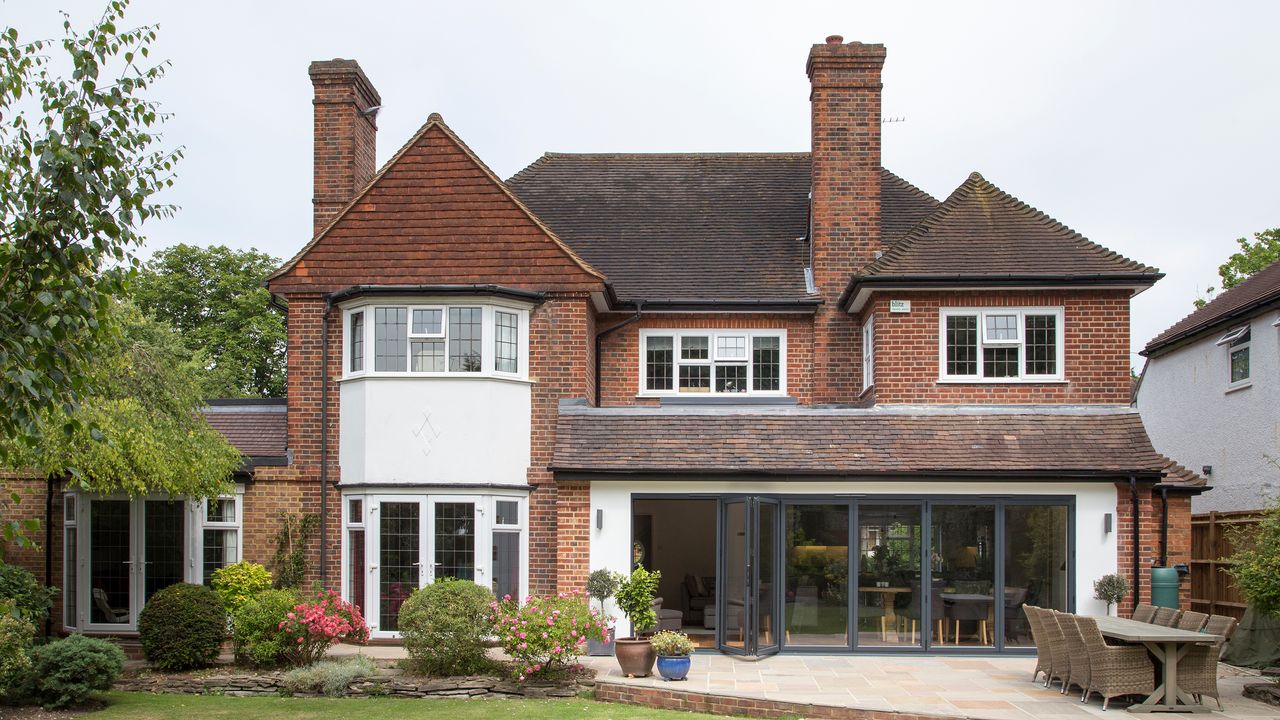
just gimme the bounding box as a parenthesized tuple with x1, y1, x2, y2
(1138, 314, 1280, 512)
(339, 377, 532, 486)
(590, 479, 1118, 638)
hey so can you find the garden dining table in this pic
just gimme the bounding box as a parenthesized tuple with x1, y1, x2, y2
(1093, 615, 1221, 713)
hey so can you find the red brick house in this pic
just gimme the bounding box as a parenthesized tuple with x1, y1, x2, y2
(11, 37, 1204, 655)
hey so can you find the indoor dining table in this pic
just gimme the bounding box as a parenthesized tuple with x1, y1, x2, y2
(1093, 615, 1221, 713)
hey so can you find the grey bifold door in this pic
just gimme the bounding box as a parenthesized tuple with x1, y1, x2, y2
(717, 497, 779, 656)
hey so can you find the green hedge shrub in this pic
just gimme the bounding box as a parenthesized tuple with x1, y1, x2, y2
(399, 579, 494, 675)
(280, 655, 376, 697)
(0, 562, 56, 626)
(210, 561, 273, 614)
(28, 634, 124, 709)
(0, 615, 35, 704)
(231, 588, 298, 667)
(138, 583, 226, 670)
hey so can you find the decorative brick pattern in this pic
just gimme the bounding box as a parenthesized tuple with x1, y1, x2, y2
(866, 289, 1133, 405)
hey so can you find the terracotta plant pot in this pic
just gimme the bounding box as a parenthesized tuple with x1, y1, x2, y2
(614, 636, 656, 677)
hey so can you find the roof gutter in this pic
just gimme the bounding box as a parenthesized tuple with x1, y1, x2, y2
(326, 284, 546, 305)
(1141, 295, 1280, 358)
(594, 301, 643, 406)
(550, 467, 1167, 481)
(839, 273, 1164, 312)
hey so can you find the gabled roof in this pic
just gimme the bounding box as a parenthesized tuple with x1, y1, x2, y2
(1143, 258, 1280, 356)
(507, 153, 938, 304)
(845, 172, 1161, 307)
(267, 114, 605, 295)
(552, 404, 1192, 482)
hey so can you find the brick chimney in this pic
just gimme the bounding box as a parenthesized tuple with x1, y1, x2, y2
(807, 36, 885, 402)
(309, 59, 381, 233)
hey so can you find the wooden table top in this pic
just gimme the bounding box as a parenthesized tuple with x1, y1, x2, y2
(1093, 616, 1220, 644)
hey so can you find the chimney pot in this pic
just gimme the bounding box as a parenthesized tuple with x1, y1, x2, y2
(826, 34, 844, 45)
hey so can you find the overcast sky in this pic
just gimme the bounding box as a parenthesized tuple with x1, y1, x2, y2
(7, 1, 1278, 365)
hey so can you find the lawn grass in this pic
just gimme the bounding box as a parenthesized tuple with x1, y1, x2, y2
(84, 691, 717, 720)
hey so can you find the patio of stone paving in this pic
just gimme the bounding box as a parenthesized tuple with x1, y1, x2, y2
(581, 653, 1280, 720)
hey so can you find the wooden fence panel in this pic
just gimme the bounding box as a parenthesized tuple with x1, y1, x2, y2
(1190, 510, 1262, 620)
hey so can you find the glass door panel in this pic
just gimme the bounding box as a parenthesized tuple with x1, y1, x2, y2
(378, 501, 421, 632)
(492, 531, 519, 601)
(1003, 504, 1069, 646)
(432, 501, 476, 581)
(718, 499, 748, 653)
(89, 500, 131, 625)
(931, 504, 996, 647)
(143, 500, 186, 602)
(856, 504, 922, 648)
(755, 499, 780, 656)
(784, 504, 850, 647)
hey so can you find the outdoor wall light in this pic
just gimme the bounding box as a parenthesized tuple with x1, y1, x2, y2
(596, 508, 603, 530)
(1104, 512, 1114, 534)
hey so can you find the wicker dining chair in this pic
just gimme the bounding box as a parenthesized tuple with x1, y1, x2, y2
(1076, 615, 1155, 710)
(1057, 612, 1093, 701)
(1180, 618, 1237, 711)
(1151, 606, 1182, 627)
(1040, 609, 1073, 690)
(1176, 610, 1209, 632)
(1023, 606, 1052, 684)
(1131, 603, 1157, 623)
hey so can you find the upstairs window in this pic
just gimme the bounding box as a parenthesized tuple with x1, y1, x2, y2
(939, 308, 1064, 381)
(861, 315, 875, 391)
(640, 329, 785, 396)
(1218, 325, 1250, 388)
(346, 303, 527, 378)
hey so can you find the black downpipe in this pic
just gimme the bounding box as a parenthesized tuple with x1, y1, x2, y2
(593, 302, 643, 406)
(319, 296, 333, 587)
(1159, 486, 1169, 567)
(1129, 476, 1141, 604)
(44, 475, 54, 637)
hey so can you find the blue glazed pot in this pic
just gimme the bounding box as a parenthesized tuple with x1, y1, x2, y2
(655, 654, 691, 681)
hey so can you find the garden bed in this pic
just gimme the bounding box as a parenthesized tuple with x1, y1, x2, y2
(114, 664, 595, 700)
(1243, 683, 1280, 707)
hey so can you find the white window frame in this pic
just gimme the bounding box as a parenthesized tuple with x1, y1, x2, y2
(938, 307, 1066, 383)
(1218, 325, 1251, 389)
(196, 493, 244, 586)
(861, 314, 875, 392)
(638, 328, 788, 397)
(341, 299, 531, 381)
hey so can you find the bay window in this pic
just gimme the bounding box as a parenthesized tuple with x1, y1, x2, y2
(939, 308, 1064, 381)
(344, 302, 528, 379)
(640, 329, 786, 396)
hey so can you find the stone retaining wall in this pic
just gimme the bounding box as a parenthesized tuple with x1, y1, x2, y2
(116, 671, 590, 699)
(594, 681, 961, 720)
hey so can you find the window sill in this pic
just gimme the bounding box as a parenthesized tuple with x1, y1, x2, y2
(340, 373, 534, 386)
(1225, 381, 1252, 395)
(936, 378, 1068, 385)
(635, 393, 790, 401)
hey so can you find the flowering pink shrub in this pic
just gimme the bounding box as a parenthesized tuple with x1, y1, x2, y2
(277, 589, 370, 666)
(490, 591, 607, 682)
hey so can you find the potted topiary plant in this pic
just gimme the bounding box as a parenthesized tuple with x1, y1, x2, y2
(586, 568, 622, 656)
(1093, 573, 1129, 616)
(613, 565, 661, 677)
(650, 630, 693, 681)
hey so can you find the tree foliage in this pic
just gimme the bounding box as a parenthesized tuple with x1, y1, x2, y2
(1, 302, 241, 500)
(0, 0, 181, 450)
(1195, 228, 1280, 308)
(132, 244, 285, 398)
(1227, 494, 1280, 618)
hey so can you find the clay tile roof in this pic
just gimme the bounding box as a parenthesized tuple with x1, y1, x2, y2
(1158, 457, 1208, 488)
(1143, 257, 1280, 355)
(857, 172, 1162, 284)
(202, 400, 287, 461)
(506, 154, 938, 304)
(552, 406, 1171, 478)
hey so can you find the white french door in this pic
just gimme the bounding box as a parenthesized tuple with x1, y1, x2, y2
(80, 497, 188, 632)
(366, 495, 480, 638)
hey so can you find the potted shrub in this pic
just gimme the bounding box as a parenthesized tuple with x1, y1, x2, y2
(1093, 573, 1129, 616)
(586, 569, 622, 656)
(650, 630, 693, 681)
(613, 565, 661, 677)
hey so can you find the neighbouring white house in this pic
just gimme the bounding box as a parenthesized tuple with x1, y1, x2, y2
(1137, 258, 1280, 513)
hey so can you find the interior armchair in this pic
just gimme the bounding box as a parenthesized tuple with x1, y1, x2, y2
(682, 574, 713, 624)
